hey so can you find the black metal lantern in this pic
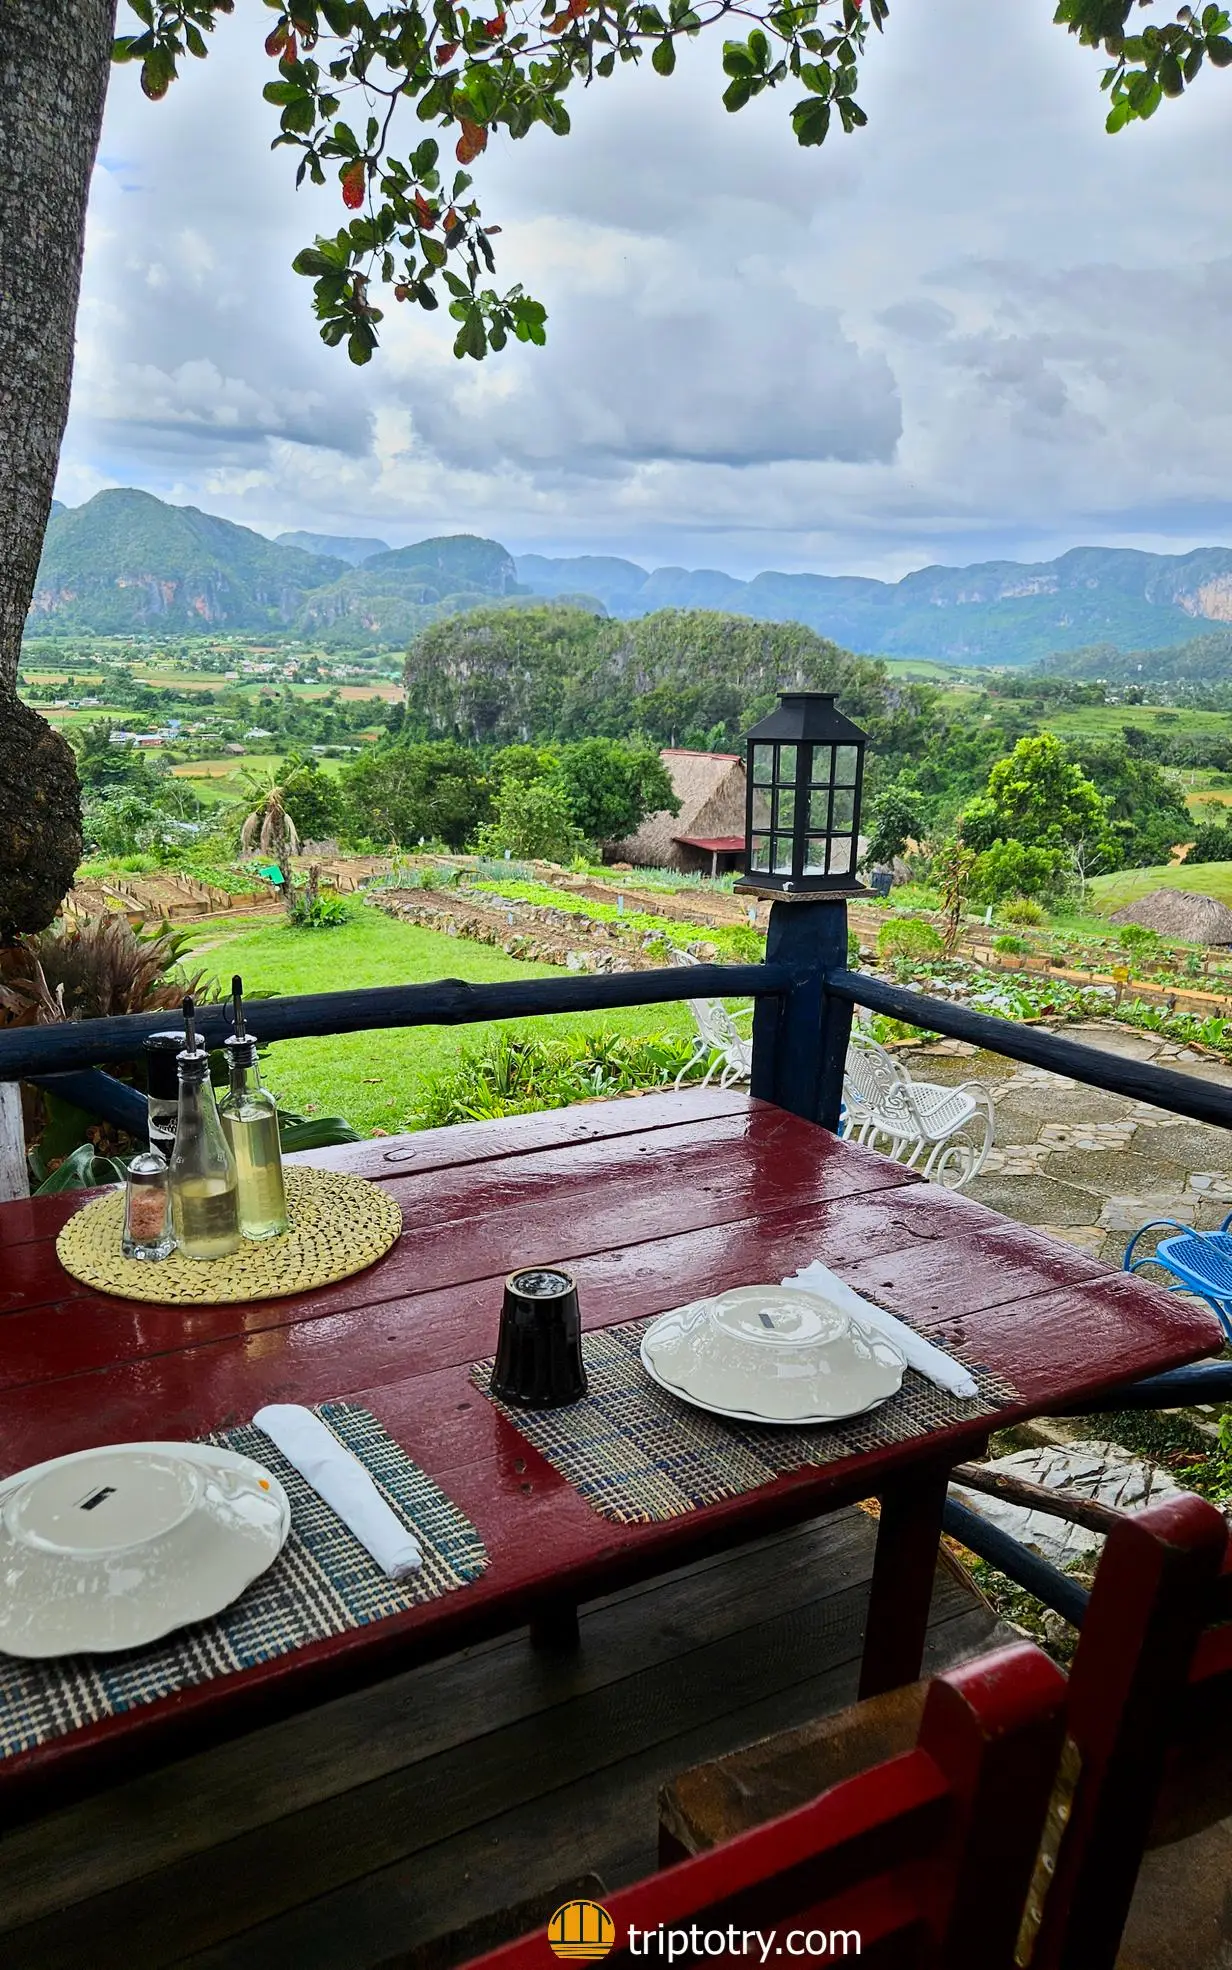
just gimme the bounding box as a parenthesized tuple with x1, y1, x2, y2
(740, 692, 868, 894)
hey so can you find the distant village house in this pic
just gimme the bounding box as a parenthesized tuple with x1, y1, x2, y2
(611, 749, 746, 876)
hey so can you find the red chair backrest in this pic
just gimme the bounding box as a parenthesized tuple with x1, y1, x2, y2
(1021, 1490, 1232, 1970)
(465, 1644, 1066, 1970)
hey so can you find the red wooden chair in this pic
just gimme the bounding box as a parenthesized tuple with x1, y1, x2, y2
(462, 1644, 1067, 1970)
(1022, 1489, 1232, 1970)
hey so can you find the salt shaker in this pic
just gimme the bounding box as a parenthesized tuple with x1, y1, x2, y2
(122, 1148, 175, 1261)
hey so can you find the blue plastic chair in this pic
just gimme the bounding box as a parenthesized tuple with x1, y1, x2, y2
(1123, 1215, 1232, 1344)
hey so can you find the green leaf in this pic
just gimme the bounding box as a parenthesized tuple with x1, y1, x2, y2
(1208, 31, 1232, 61)
(722, 39, 755, 74)
(293, 247, 338, 276)
(652, 36, 676, 73)
(723, 75, 753, 110)
(791, 95, 831, 143)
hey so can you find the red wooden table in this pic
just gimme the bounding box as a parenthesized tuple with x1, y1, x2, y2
(0, 1088, 1219, 1815)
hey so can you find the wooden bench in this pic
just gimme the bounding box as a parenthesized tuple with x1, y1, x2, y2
(659, 1493, 1232, 1970)
(462, 1644, 1068, 1970)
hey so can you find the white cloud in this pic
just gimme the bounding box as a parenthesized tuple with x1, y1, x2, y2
(56, 0, 1232, 576)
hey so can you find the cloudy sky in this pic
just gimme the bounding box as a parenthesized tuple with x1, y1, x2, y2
(57, 0, 1232, 578)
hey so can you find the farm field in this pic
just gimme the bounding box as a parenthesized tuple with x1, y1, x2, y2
(1039, 702, 1232, 741)
(168, 751, 352, 805)
(182, 906, 694, 1134)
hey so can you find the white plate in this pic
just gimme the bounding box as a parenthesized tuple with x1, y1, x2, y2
(640, 1284, 905, 1427)
(0, 1442, 290, 1659)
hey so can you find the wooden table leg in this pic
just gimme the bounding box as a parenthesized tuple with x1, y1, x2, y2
(859, 1465, 951, 1700)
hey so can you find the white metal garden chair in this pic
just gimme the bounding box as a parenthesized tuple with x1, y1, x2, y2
(842, 1027, 994, 1191)
(669, 949, 754, 1090)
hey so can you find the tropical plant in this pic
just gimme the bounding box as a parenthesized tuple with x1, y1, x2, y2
(340, 738, 491, 848)
(551, 738, 679, 849)
(416, 1026, 702, 1126)
(1116, 922, 1162, 954)
(1000, 896, 1049, 927)
(863, 782, 926, 867)
(876, 918, 944, 962)
(238, 775, 302, 915)
(475, 776, 583, 863)
(0, 915, 211, 1026)
(968, 839, 1067, 907)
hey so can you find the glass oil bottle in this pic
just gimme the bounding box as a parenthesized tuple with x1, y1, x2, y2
(169, 995, 241, 1260)
(219, 975, 289, 1241)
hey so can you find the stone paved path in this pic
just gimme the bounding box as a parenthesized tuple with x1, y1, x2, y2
(894, 1021, 1232, 1270)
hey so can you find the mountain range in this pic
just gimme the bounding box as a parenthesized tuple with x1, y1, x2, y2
(26, 487, 1232, 666)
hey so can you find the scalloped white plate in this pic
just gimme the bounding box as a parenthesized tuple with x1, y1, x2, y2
(0, 1441, 290, 1659)
(640, 1284, 905, 1427)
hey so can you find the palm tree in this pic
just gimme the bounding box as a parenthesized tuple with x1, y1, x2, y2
(238, 778, 301, 918)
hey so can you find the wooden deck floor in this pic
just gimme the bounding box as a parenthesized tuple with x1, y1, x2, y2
(0, 1508, 1008, 1970)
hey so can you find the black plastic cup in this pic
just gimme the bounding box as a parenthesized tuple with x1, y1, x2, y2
(490, 1267, 588, 1409)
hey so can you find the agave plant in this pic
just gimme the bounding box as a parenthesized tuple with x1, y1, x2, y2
(0, 916, 212, 1026)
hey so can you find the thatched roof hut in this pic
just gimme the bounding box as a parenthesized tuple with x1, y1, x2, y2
(610, 750, 747, 874)
(1109, 887, 1232, 945)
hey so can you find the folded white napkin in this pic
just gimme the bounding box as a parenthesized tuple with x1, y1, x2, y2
(783, 1261, 978, 1401)
(253, 1404, 422, 1579)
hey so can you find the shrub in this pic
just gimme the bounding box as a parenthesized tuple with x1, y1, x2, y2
(992, 933, 1030, 954)
(290, 893, 351, 930)
(876, 918, 944, 962)
(1117, 923, 1161, 954)
(416, 1027, 701, 1126)
(847, 928, 861, 967)
(1001, 896, 1048, 927)
(475, 778, 583, 863)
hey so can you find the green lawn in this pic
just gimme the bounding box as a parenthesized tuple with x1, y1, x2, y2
(1086, 860, 1232, 914)
(182, 905, 695, 1134)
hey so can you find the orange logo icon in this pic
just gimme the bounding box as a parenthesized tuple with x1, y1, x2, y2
(547, 1899, 616, 1961)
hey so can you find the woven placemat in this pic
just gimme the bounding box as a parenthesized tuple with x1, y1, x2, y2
(55, 1165, 401, 1304)
(472, 1316, 1017, 1525)
(0, 1401, 488, 1760)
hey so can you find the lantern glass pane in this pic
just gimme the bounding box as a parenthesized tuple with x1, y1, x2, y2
(773, 836, 794, 875)
(834, 744, 859, 787)
(827, 837, 854, 875)
(808, 787, 830, 832)
(751, 743, 775, 787)
(804, 837, 829, 876)
(831, 787, 855, 831)
(777, 743, 798, 785)
(810, 745, 833, 788)
(776, 788, 796, 836)
(751, 834, 771, 872)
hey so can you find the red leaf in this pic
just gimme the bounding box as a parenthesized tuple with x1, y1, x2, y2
(414, 190, 437, 229)
(394, 284, 411, 301)
(455, 119, 488, 163)
(483, 13, 506, 34)
(264, 22, 289, 55)
(341, 162, 366, 209)
(436, 39, 458, 63)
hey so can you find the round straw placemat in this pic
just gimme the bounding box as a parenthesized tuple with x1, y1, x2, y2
(55, 1165, 402, 1305)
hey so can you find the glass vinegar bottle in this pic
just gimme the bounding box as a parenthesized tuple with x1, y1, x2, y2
(219, 977, 288, 1241)
(169, 997, 241, 1261)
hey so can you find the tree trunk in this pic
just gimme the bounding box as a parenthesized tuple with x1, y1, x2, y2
(0, 0, 116, 933)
